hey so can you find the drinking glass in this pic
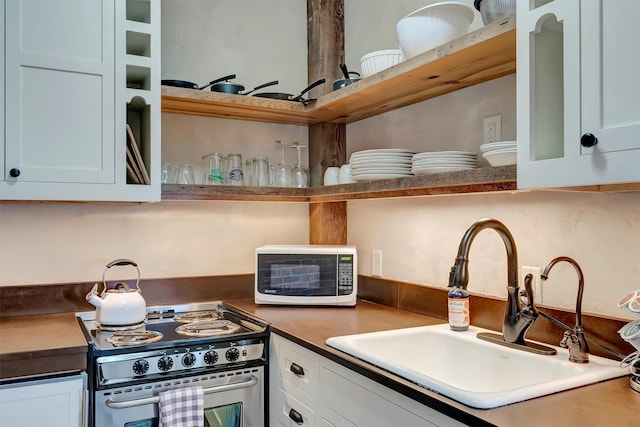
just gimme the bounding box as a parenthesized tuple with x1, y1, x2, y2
(226, 153, 245, 185)
(207, 153, 226, 185)
(161, 163, 173, 184)
(175, 164, 195, 184)
(291, 143, 309, 188)
(273, 140, 291, 187)
(253, 156, 270, 187)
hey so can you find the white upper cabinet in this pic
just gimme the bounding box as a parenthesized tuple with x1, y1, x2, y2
(517, 0, 640, 188)
(1, 0, 160, 202)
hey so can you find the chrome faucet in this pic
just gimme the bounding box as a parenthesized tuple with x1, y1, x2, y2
(449, 218, 555, 354)
(541, 256, 590, 363)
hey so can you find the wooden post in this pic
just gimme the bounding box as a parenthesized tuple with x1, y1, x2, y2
(307, 0, 347, 245)
(309, 201, 347, 245)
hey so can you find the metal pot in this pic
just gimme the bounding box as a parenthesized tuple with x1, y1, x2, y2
(333, 63, 361, 91)
(211, 78, 279, 95)
(253, 78, 326, 103)
(161, 74, 238, 90)
(85, 259, 146, 327)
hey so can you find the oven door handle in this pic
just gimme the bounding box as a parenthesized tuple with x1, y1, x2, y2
(105, 375, 259, 410)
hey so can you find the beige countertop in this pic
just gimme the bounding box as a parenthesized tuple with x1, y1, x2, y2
(0, 312, 87, 380)
(226, 298, 639, 427)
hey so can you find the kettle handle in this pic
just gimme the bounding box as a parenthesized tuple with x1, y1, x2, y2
(101, 259, 142, 295)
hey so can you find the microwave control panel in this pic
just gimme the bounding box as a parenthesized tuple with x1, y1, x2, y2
(338, 254, 354, 295)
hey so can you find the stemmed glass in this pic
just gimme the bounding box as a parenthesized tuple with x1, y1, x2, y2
(274, 140, 291, 187)
(291, 142, 309, 188)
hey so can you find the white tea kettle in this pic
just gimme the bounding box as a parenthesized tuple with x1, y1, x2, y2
(86, 259, 146, 326)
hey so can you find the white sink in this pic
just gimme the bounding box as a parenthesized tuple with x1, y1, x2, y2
(326, 324, 628, 409)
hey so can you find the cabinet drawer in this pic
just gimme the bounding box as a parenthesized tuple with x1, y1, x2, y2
(317, 405, 356, 427)
(273, 335, 318, 398)
(272, 388, 315, 427)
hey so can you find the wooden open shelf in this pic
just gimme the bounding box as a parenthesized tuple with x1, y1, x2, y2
(161, 165, 517, 202)
(161, 16, 516, 126)
(161, 17, 517, 202)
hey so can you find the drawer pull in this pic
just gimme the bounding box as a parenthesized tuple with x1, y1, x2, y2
(289, 362, 305, 376)
(288, 408, 304, 425)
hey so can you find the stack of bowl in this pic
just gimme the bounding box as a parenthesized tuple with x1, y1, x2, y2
(360, 49, 405, 77)
(480, 141, 517, 166)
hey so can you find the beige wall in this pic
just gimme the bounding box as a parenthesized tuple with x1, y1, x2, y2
(1, 2, 637, 323)
(0, 201, 309, 285)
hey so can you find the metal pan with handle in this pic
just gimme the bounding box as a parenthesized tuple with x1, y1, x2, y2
(211, 79, 279, 95)
(161, 74, 237, 90)
(253, 78, 326, 103)
(333, 63, 361, 90)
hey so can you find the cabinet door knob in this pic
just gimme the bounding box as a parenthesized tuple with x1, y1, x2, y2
(9, 168, 20, 178)
(580, 133, 598, 148)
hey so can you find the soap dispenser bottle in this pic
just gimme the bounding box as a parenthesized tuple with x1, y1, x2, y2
(448, 286, 470, 331)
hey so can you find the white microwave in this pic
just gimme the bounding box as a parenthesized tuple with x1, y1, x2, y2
(255, 245, 357, 306)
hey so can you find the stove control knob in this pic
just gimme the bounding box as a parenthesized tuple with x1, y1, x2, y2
(225, 347, 240, 362)
(204, 351, 219, 365)
(158, 356, 174, 372)
(182, 353, 196, 367)
(133, 359, 149, 375)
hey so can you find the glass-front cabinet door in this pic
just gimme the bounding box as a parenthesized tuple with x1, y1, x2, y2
(517, 0, 640, 189)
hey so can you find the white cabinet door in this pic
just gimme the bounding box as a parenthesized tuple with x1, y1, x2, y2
(0, 373, 86, 427)
(517, 0, 640, 188)
(1, 0, 161, 202)
(4, 0, 115, 185)
(270, 334, 465, 427)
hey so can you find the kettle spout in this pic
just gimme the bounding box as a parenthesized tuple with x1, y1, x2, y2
(85, 283, 103, 308)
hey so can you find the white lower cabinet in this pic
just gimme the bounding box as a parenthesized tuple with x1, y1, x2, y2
(270, 334, 465, 427)
(0, 372, 87, 427)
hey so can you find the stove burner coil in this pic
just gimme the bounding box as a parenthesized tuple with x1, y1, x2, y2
(174, 310, 220, 323)
(98, 321, 146, 332)
(107, 330, 164, 346)
(175, 320, 242, 337)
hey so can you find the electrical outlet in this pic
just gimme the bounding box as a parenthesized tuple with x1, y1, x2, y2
(522, 266, 542, 304)
(371, 249, 383, 277)
(483, 114, 502, 144)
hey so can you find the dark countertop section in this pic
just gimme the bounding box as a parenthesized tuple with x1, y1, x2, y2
(0, 312, 87, 380)
(225, 298, 640, 427)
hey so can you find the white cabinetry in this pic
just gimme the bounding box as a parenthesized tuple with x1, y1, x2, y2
(0, 373, 86, 427)
(270, 334, 465, 427)
(1, 0, 160, 202)
(517, 0, 640, 188)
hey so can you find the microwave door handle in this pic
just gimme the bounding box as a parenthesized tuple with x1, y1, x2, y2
(105, 375, 259, 409)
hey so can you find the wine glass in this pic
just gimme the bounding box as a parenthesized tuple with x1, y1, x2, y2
(291, 143, 309, 188)
(274, 140, 291, 187)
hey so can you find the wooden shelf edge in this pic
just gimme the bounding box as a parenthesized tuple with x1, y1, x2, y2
(160, 16, 516, 125)
(161, 184, 310, 202)
(161, 88, 312, 125)
(161, 165, 517, 202)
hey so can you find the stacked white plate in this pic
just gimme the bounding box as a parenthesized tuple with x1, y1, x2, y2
(412, 151, 478, 175)
(481, 141, 517, 166)
(349, 149, 415, 181)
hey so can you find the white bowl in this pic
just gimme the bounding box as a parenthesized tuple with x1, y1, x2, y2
(397, 1, 475, 59)
(360, 49, 405, 77)
(482, 148, 516, 166)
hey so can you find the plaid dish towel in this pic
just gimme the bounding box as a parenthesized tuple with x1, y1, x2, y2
(158, 386, 204, 427)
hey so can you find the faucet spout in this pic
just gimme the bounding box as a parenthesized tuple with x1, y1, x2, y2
(541, 256, 590, 363)
(449, 218, 539, 346)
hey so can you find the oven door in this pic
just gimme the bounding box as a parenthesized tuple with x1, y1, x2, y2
(94, 368, 264, 427)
